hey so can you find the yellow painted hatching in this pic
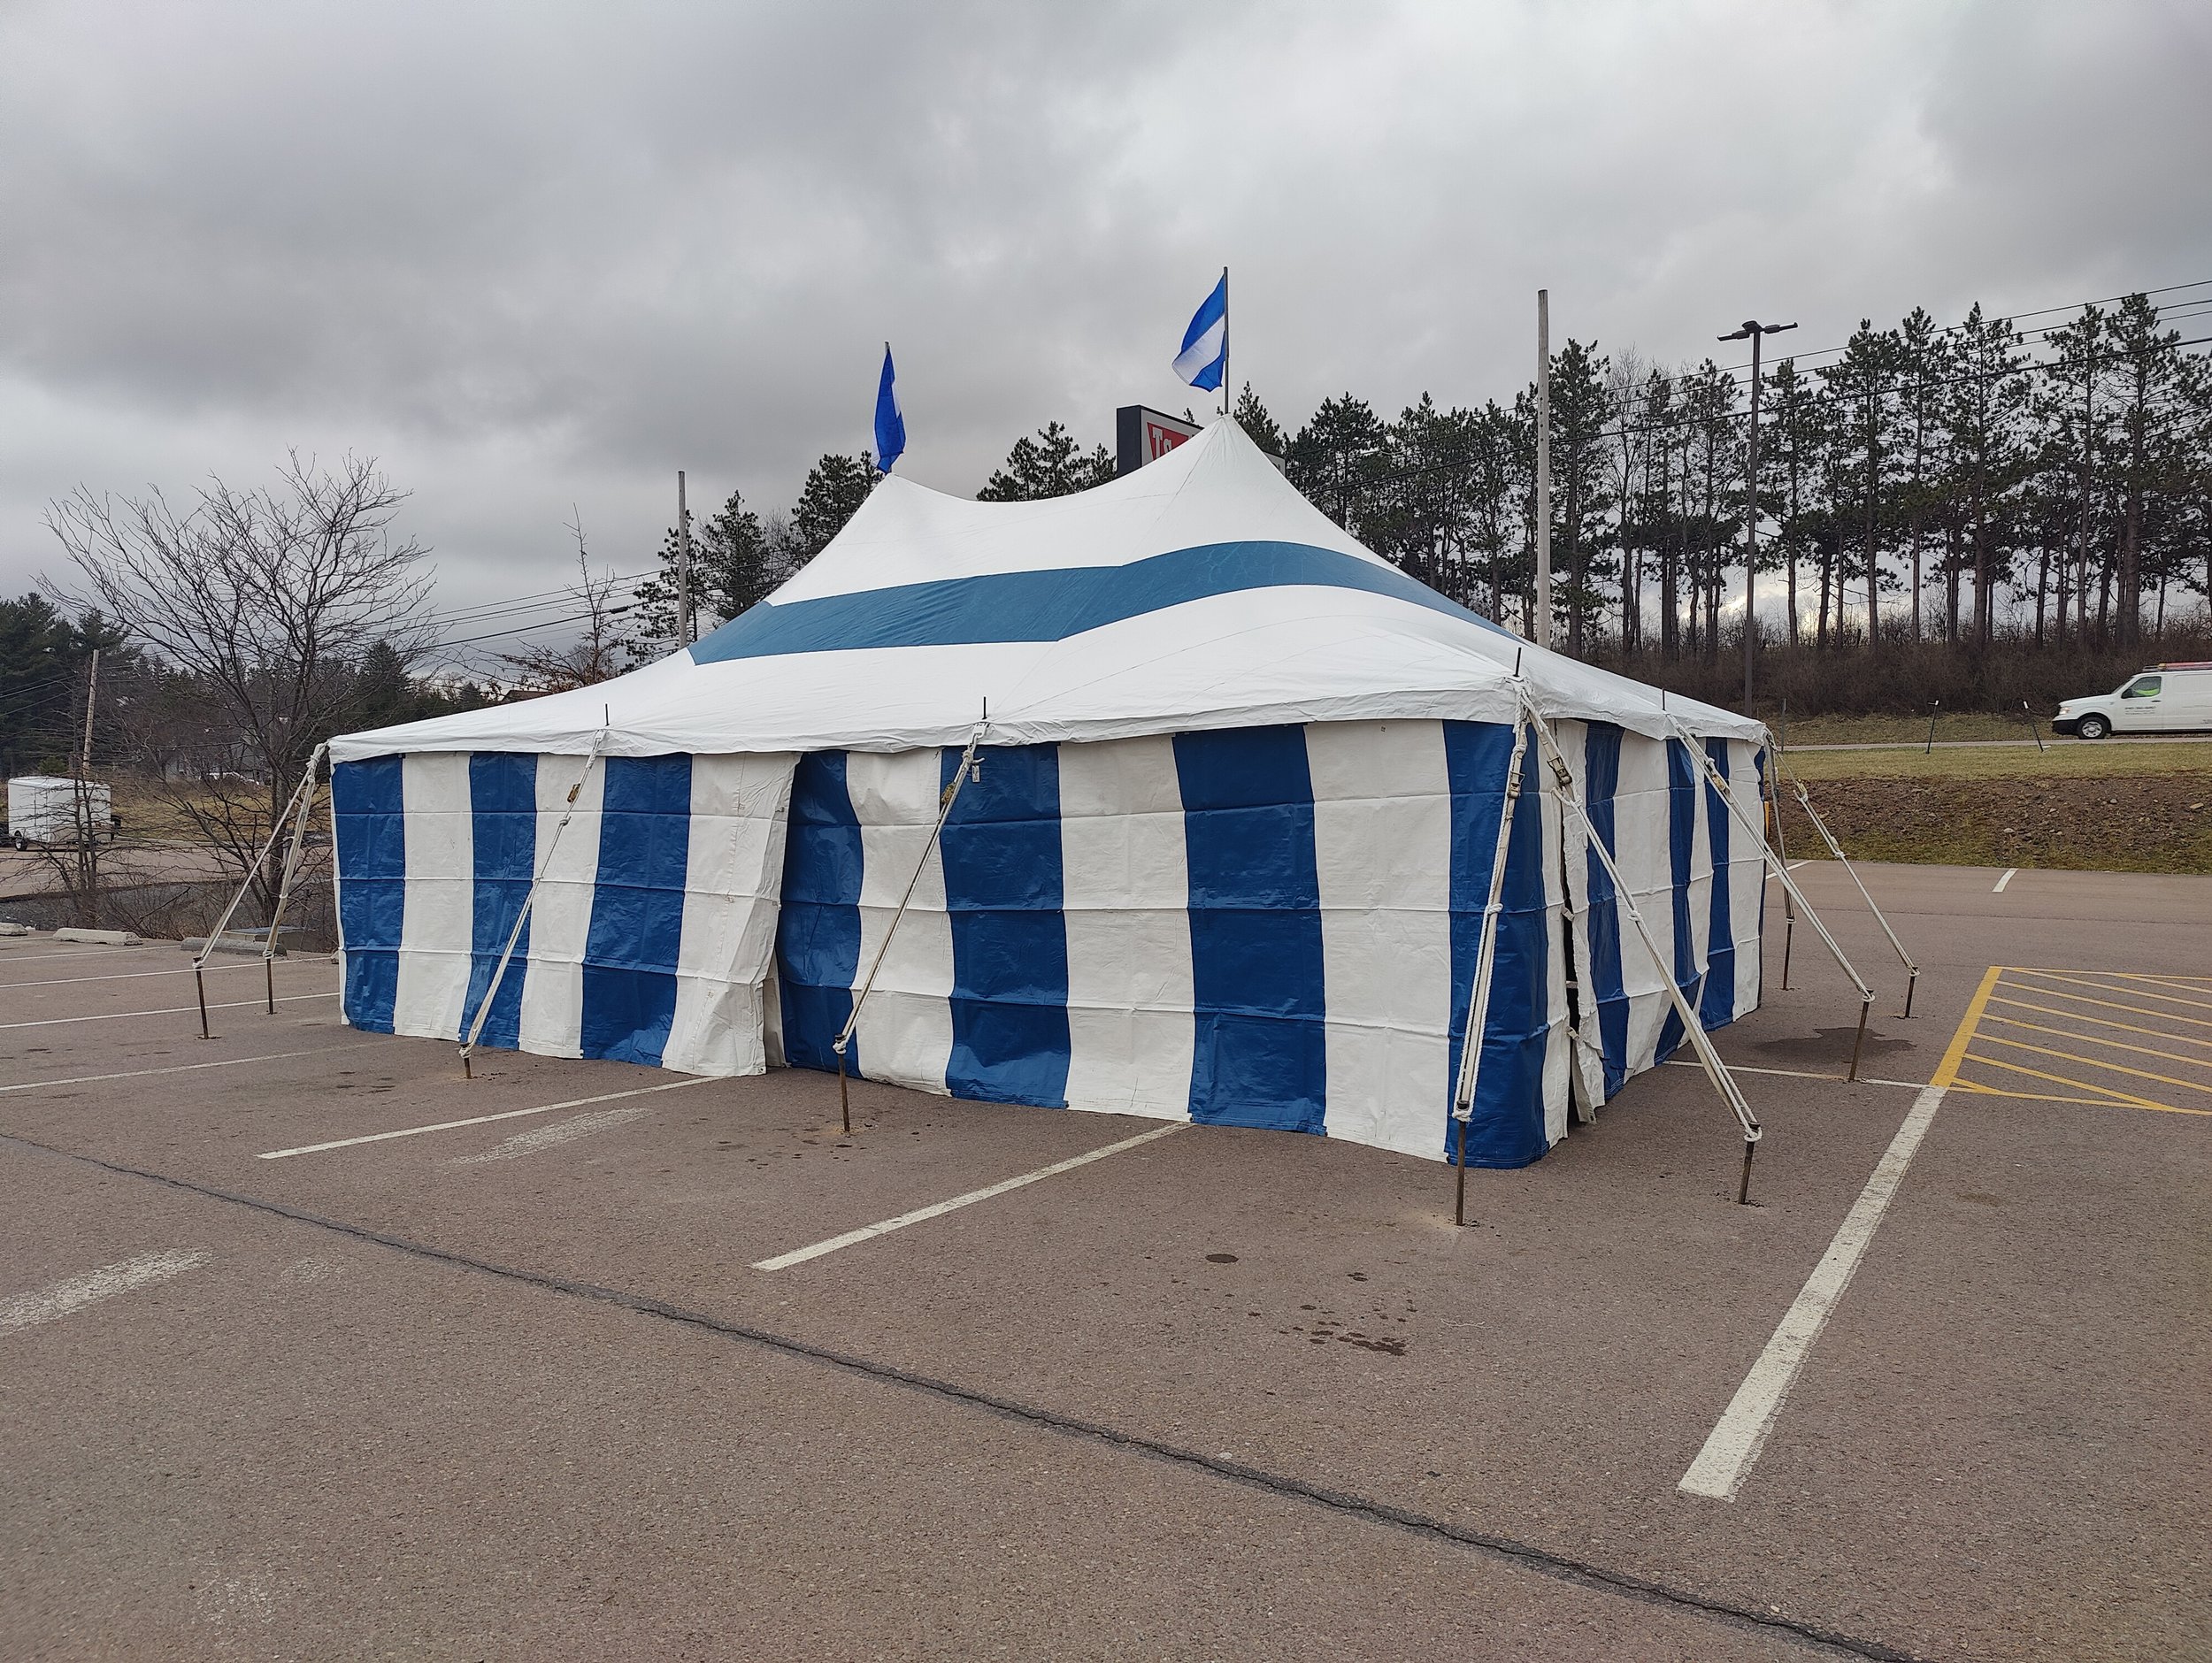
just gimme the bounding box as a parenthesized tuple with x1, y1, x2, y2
(1940, 968, 2212, 1117)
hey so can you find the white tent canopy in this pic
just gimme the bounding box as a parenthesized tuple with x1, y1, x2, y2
(332, 419, 1758, 764)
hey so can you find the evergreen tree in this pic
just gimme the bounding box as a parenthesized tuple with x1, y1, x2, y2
(976, 423, 1114, 501)
(1286, 395, 1386, 537)
(791, 453, 878, 563)
(1232, 382, 1286, 456)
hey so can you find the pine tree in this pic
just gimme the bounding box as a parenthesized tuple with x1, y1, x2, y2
(976, 423, 1114, 501)
(1232, 383, 1286, 456)
(791, 453, 879, 563)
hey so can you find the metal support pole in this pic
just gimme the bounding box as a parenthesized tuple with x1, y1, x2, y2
(459, 738, 608, 1078)
(2022, 700, 2046, 755)
(261, 751, 325, 1015)
(1924, 699, 1940, 755)
(1778, 763, 1922, 1021)
(1525, 706, 1763, 1198)
(831, 712, 993, 1124)
(1672, 722, 1876, 1078)
(1449, 712, 1532, 1224)
(193, 747, 326, 1039)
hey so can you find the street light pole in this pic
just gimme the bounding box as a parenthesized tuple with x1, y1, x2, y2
(1719, 318, 1796, 710)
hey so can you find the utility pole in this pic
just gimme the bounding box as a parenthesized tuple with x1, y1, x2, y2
(80, 648, 99, 773)
(1535, 289, 1553, 648)
(675, 471, 695, 648)
(1719, 318, 1797, 709)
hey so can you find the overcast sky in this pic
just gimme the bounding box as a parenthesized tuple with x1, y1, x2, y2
(4, 0, 2208, 665)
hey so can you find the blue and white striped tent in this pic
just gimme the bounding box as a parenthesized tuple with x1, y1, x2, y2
(329, 419, 1770, 1168)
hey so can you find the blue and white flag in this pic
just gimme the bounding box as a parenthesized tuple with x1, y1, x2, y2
(874, 343, 906, 473)
(1172, 270, 1228, 393)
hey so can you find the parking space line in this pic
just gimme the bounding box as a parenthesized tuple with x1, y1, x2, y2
(0, 992, 336, 1031)
(0, 1249, 210, 1334)
(0, 946, 166, 966)
(1661, 1059, 1924, 1090)
(1678, 962, 1999, 1503)
(255, 1076, 714, 1160)
(1762, 859, 1809, 885)
(2, 961, 275, 990)
(0, 1040, 384, 1096)
(2007, 965, 2212, 985)
(1993, 868, 2016, 893)
(752, 1123, 1185, 1272)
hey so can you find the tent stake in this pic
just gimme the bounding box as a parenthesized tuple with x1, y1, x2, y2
(1454, 1120, 1468, 1227)
(194, 965, 210, 1040)
(1739, 1137, 1756, 1205)
(1849, 995, 1870, 1084)
(837, 1047, 850, 1136)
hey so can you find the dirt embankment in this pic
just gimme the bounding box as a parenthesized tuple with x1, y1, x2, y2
(1780, 773, 2212, 874)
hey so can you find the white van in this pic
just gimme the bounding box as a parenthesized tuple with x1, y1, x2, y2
(2053, 663, 2212, 739)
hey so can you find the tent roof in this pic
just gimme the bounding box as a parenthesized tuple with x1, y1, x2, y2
(331, 418, 1762, 763)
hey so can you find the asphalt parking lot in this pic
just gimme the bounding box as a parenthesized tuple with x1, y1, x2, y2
(2, 862, 2207, 1661)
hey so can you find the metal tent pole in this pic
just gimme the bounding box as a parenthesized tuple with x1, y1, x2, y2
(1524, 706, 1763, 1200)
(260, 746, 328, 1014)
(193, 754, 325, 1040)
(1778, 762, 1922, 1019)
(459, 737, 608, 1079)
(1448, 715, 1532, 1226)
(830, 714, 992, 1134)
(1671, 723, 1877, 1079)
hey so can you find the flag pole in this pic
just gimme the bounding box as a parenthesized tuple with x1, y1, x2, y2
(1219, 266, 1230, 418)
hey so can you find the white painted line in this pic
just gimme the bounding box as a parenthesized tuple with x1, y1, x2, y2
(0, 945, 166, 966)
(0, 992, 336, 1031)
(0, 1040, 384, 1096)
(0, 1249, 210, 1335)
(1661, 1059, 1924, 1091)
(2, 961, 274, 990)
(753, 1123, 1186, 1272)
(1763, 860, 1810, 885)
(1993, 868, 2017, 893)
(446, 1104, 653, 1166)
(1678, 1084, 1946, 1501)
(256, 1076, 714, 1160)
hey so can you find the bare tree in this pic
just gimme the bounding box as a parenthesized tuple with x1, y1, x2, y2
(497, 515, 631, 693)
(45, 452, 433, 910)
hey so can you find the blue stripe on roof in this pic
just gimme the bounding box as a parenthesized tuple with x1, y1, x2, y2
(691, 540, 1513, 663)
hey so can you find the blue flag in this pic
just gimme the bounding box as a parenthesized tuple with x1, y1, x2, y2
(1172, 270, 1228, 393)
(874, 343, 906, 473)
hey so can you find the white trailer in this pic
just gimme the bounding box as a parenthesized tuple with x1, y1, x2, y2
(6, 776, 116, 850)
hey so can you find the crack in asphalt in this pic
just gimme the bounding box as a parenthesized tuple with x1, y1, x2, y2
(0, 1130, 1925, 1662)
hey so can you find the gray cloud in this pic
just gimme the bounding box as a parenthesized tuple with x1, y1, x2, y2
(4, 0, 2208, 654)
